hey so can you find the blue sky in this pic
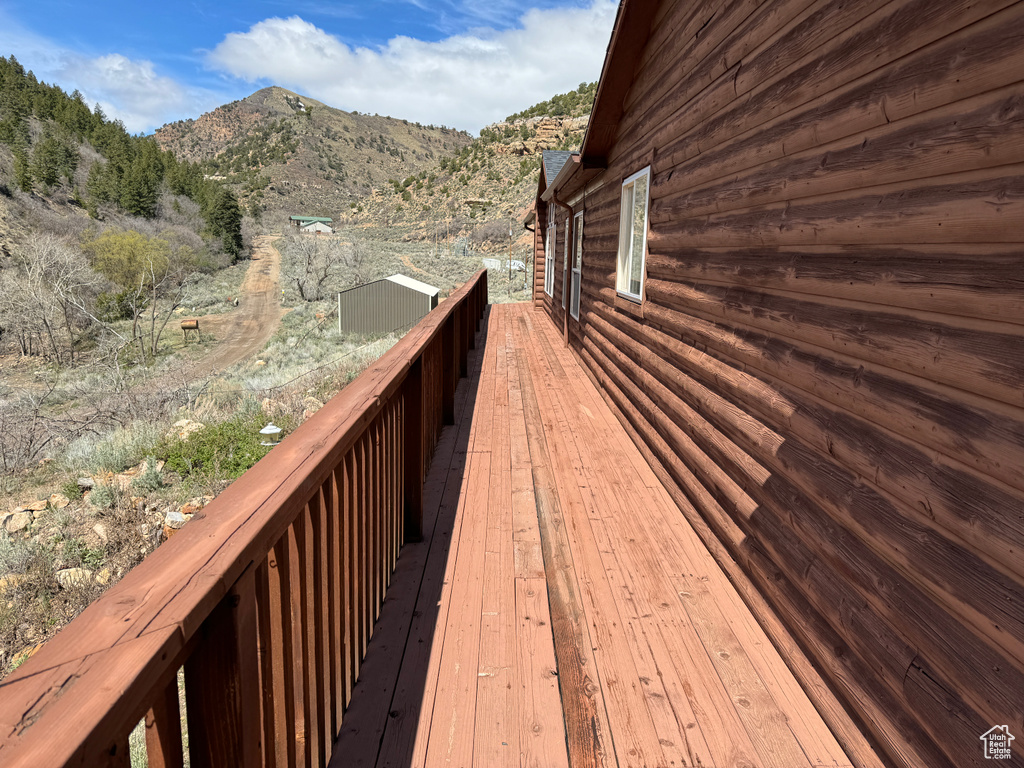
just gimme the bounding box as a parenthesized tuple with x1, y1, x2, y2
(0, 0, 617, 134)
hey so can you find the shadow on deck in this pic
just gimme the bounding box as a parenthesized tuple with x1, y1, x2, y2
(334, 302, 857, 768)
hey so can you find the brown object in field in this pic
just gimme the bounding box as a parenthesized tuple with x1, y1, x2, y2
(181, 319, 200, 342)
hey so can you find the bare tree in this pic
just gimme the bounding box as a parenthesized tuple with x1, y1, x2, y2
(290, 235, 347, 301)
(0, 235, 101, 365)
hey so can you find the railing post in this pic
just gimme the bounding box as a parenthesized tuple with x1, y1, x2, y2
(184, 565, 261, 768)
(442, 318, 456, 424)
(403, 357, 424, 541)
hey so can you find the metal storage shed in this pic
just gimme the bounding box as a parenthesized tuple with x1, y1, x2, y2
(337, 274, 440, 335)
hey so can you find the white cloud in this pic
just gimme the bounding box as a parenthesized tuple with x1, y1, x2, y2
(52, 54, 224, 134)
(208, 1, 618, 132)
(0, 12, 228, 134)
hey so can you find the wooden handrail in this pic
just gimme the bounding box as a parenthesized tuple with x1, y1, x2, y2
(0, 271, 489, 767)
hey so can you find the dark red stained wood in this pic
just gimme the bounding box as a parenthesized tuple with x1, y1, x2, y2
(404, 359, 425, 540)
(325, 470, 342, 741)
(312, 488, 331, 760)
(144, 677, 184, 768)
(184, 566, 261, 768)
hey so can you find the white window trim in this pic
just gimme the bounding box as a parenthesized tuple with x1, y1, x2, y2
(616, 166, 651, 303)
(570, 210, 583, 321)
(562, 218, 569, 309)
(544, 202, 555, 297)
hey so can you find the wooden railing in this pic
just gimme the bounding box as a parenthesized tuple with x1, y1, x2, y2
(0, 271, 488, 767)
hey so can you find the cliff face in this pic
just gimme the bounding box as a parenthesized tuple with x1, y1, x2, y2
(486, 115, 591, 156)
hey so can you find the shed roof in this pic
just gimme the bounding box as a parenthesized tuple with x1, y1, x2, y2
(289, 215, 334, 223)
(385, 273, 440, 297)
(542, 151, 575, 185)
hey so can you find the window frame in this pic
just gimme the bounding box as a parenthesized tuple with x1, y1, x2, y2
(544, 202, 556, 297)
(616, 166, 651, 303)
(562, 217, 569, 309)
(570, 209, 583, 320)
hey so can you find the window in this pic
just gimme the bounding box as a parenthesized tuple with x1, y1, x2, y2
(616, 167, 650, 301)
(570, 210, 583, 320)
(562, 218, 569, 309)
(544, 202, 555, 297)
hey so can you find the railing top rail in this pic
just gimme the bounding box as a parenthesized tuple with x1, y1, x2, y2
(0, 270, 487, 764)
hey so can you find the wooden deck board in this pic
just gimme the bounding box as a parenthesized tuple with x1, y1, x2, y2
(333, 303, 858, 768)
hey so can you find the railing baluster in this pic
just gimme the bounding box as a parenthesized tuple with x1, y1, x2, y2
(442, 317, 456, 424)
(404, 360, 424, 541)
(373, 416, 384, 620)
(327, 470, 343, 739)
(145, 675, 184, 768)
(297, 505, 320, 768)
(459, 302, 469, 377)
(359, 434, 370, 658)
(256, 555, 282, 768)
(283, 525, 308, 768)
(343, 451, 356, 705)
(184, 565, 261, 768)
(311, 489, 331, 764)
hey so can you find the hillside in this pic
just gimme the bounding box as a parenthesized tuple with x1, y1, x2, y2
(350, 103, 592, 250)
(154, 87, 473, 218)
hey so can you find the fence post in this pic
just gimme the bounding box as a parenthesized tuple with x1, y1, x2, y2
(184, 565, 261, 768)
(403, 358, 424, 541)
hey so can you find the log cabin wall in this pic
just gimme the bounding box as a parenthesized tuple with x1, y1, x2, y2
(532, 202, 547, 307)
(554, 1, 1024, 766)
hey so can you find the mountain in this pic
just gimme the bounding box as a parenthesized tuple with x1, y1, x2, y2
(153, 87, 473, 218)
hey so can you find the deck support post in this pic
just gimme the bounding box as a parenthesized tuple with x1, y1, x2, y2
(184, 565, 261, 768)
(404, 357, 425, 542)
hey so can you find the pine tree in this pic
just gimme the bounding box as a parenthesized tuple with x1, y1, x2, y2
(208, 188, 243, 260)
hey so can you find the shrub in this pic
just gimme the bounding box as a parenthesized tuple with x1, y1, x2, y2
(88, 483, 116, 509)
(131, 457, 163, 492)
(61, 480, 83, 500)
(158, 412, 289, 480)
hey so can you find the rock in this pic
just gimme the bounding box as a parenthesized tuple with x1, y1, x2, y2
(302, 395, 324, 417)
(32, 507, 47, 520)
(23, 499, 47, 512)
(77, 477, 94, 490)
(56, 568, 93, 589)
(90, 523, 108, 545)
(0, 574, 26, 595)
(255, 359, 267, 366)
(49, 493, 70, 509)
(95, 567, 111, 586)
(164, 509, 191, 530)
(5, 512, 31, 534)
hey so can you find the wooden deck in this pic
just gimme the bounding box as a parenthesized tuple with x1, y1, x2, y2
(332, 303, 856, 768)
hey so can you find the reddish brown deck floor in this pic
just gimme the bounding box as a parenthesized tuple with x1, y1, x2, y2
(331, 303, 855, 768)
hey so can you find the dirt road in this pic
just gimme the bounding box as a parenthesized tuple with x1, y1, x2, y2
(181, 234, 284, 380)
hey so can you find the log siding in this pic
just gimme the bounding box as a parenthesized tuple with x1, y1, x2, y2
(539, 1, 1024, 766)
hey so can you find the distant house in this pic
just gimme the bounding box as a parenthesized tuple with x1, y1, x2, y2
(289, 215, 333, 230)
(300, 221, 334, 235)
(337, 274, 439, 335)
